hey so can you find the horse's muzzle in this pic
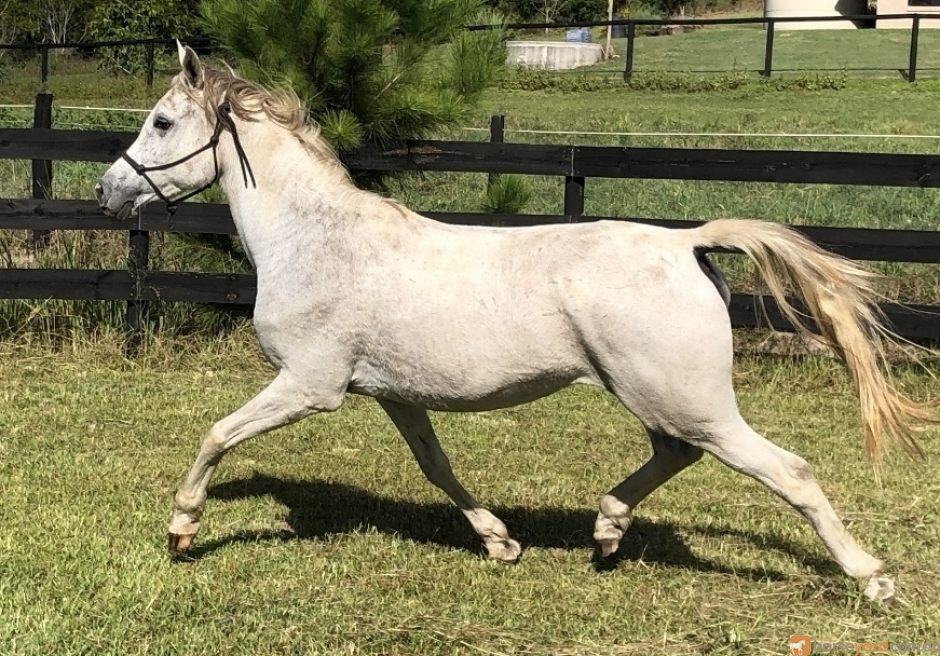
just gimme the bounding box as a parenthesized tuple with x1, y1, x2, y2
(95, 175, 137, 221)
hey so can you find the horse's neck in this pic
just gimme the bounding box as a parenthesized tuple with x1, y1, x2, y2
(217, 120, 358, 273)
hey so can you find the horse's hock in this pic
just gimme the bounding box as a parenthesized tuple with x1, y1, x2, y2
(507, 41, 604, 71)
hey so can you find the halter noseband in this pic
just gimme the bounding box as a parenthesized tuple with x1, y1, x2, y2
(121, 101, 256, 214)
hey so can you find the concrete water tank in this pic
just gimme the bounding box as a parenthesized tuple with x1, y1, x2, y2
(506, 41, 604, 71)
(765, 0, 867, 30)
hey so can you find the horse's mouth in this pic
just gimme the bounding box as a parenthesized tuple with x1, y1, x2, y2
(102, 200, 135, 221)
(116, 201, 135, 221)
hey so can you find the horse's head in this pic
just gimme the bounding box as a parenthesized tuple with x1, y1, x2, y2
(96, 42, 223, 219)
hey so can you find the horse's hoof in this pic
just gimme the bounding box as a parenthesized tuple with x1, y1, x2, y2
(168, 532, 195, 557)
(863, 575, 896, 602)
(593, 539, 620, 561)
(486, 538, 522, 563)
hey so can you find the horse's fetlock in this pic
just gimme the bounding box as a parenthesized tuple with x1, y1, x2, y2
(598, 494, 630, 522)
(175, 489, 206, 515)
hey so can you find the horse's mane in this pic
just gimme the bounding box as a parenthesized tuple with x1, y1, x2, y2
(174, 68, 353, 185)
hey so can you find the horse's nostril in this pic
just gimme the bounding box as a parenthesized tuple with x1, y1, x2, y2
(94, 183, 104, 203)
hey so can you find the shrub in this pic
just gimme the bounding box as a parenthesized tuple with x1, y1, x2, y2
(483, 175, 534, 214)
(499, 69, 848, 93)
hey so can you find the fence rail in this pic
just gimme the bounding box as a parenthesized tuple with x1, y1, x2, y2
(7, 127, 940, 187)
(3, 199, 940, 264)
(1, 97, 939, 348)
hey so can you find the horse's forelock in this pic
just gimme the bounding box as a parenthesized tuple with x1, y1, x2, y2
(171, 68, 348, 180)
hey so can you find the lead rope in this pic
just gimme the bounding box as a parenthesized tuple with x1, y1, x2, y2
(218, 102, 256, 190)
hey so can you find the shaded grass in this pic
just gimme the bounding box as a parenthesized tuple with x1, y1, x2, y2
(1, 340, 938, 654)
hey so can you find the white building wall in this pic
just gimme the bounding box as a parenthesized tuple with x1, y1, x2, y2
(878, 0, 940, 28)
(765, 0, 866, 30)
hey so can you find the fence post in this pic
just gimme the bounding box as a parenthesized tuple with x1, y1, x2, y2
(623, 21, 636, 79)
(762, 18, 775, 78)
(31, 92, 54, 250)
(146, 42, 156, 88)
(564, 175, 585, 218)
(39, 44, 49, 85)
(909, 15, 920, 83)
(125, 216, 150, 355)
(487, 114, 505, 191)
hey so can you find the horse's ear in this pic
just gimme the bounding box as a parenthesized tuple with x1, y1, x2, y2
(177, 41, 204, 89)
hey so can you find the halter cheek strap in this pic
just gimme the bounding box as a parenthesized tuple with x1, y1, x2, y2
(121, 101, 256, 214)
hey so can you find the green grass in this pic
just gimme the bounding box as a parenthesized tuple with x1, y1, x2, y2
(1, 340, 938, 654)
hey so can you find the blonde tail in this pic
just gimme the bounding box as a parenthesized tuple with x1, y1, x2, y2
(694, 219, 934, 462)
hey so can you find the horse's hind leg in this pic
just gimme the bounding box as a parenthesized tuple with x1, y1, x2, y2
(168, 371, 344, 555)
(379, 400, 521, 562)
(593, 429, 702, 557)
(696, 415, 893, 600)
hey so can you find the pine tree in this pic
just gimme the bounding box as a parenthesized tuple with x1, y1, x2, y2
(201, 0, 508, 150)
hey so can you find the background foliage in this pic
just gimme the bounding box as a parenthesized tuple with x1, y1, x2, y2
(0, 0, 201, 72)
(201, 0, 508, 151)
(87, 0, 202, 73)
(482, 0, 755, 22)
(0, 0, 95, 44)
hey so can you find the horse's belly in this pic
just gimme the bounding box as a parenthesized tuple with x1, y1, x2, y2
(347, 358, 597, 411)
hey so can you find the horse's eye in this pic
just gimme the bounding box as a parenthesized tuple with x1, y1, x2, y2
(153, 116, 173, 131)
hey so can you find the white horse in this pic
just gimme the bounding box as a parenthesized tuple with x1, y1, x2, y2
(96, 44, 933, 601)
(788, 638, 808, 656)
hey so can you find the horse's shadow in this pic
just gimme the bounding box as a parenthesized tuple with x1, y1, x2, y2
(191, 474, 838, 581)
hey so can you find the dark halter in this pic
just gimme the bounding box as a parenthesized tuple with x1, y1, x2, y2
(121, 100, 256, 214)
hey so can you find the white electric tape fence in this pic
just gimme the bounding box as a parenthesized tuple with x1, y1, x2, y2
(461, 126, 940, 140)
(3, 104, 940, 140)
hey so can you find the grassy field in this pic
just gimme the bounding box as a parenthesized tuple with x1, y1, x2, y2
(1, 339, 938, 655)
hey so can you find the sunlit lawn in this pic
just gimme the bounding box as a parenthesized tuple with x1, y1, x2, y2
(1, 340, 938, 654)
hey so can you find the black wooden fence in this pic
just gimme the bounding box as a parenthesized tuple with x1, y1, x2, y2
(2, 95, 940, 349)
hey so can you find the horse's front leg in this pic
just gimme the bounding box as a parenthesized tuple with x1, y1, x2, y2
(378, 399, 522, 562)
(168, 370, 345, 555)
